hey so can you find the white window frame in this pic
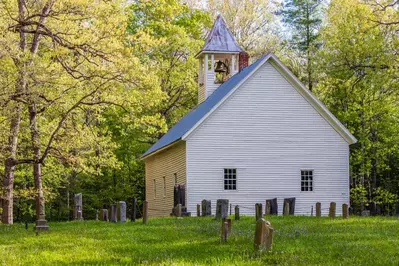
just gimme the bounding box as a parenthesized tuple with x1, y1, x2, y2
(223, 168, 237, 191)
(301, 169, 314, 192)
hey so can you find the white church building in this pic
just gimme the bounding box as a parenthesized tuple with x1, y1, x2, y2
(141, 15, 357, 217)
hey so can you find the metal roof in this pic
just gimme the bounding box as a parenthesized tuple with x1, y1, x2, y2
(141, 55, 268, 159)
(199, 15, 243, 54)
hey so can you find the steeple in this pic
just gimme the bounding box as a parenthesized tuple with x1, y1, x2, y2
(197, 15, 249, 104)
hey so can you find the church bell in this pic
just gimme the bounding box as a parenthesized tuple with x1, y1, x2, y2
(214, 60, 229, 74)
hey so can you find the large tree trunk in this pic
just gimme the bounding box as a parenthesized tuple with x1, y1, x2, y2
(29, 104, 48, 230)
(1, 0, 28, 225)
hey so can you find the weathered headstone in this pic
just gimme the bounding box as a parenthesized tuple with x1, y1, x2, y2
(110, 204, 117, 222)
(361, 210, 370, 216)
(269, 198, 278, 215)
(73, 193, 83, 220)
(284, 198, 296, 215)
(254, 219, 274, 251)
(197, 204, 201, 217)
(329, 202, 336, 218)
(176, 204, 182, 218)
(117, 201, 127, 223)
(216, 199, 229, 220)
(311, 205, 314, 216)
(342, 203, 349, 219)
(174, 184, 186, 207)
(201, 200, 211, 216)
(143, 200, 148, 224)
(131, 197, 137, 222)
(265, 200, 272, 215)
(283, 201, 290, 216)
(235, 205, 240, 220)
(255, 203, 263, 221)
(316, 202, 321, 217)
(100, 209, 108, 221)
(95, 210, 99, 221)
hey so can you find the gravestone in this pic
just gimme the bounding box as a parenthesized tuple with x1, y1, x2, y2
(197, 204, 201, 217)
(267, 198, 278, 215)
(73, 193, 83, 220)
(100, 209, 108, 221)
(342, 203, 349, 219)
(131, 197, 137, 222)
(255, 203, 263, 221)
(176, 204, 182, 218)
(216, 199, 229, 220)
(329, 202, 336, 218)
(283, 201, 290, 216)
(361, 210, 370, 216)
(221, 220, 228, 243)
(395, 203, 399, 217)
(254, 219, 274, 251)
(201, 200, 211, 216)
(173, 184, 186, 207)
(235, 205, 240, 220)
(316, 202, 321, 217)
(284, 198, 296, 215)
(110, 204, 117, 222)
(265, 200, 272, 215)
(117, 201, 127, 223)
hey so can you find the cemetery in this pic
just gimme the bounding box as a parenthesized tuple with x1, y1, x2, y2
(1, 193, 399, 265)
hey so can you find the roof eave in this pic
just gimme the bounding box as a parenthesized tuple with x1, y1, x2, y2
(195, 50, 241, 59)
(140, 139, 182, 160)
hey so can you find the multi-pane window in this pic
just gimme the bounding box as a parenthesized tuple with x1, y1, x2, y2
(224, 168, 237, 190)
(163, 176, 166, 197)
(153, 179, 157, 198)
(301, 170, 313, 191)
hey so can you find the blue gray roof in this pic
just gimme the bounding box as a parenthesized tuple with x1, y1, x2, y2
(199, 15, 243, 54)
(141, 55, 268, 158)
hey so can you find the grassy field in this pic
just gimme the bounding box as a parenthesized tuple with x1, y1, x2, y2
(0, 216, 398, 265)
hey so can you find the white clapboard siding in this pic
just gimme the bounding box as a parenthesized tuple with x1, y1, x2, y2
(186, 62, 349, 216)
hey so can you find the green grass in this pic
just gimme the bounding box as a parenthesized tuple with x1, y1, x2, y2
(1, 216, 398, 265)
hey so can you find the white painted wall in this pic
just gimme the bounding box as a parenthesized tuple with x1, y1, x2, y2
(186, 62, 350, 216)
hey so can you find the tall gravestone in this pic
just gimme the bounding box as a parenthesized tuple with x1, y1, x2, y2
(284, 198, 296, 215)
(117, 201, 127, 223)
(131, 197, 137, 222)
(216, 199, 229, 220)
(201, 200, 211, 216)
(74, 193, 83, 220)
(255, 203, 263, 221)
(266, 198, 278, 215)
(110, 204, 117, 223)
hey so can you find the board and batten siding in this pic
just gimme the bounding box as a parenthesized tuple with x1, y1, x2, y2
(144, 141, 186, 217)
(186, 61, 350, 216)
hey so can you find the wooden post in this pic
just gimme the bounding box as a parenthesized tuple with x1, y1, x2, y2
(283, 201, 290, 216)
(329, 202, 336, 218)
(132, 197, 137, 222)
(254, 219, 274, 251)
(235, 205, 240, 220)
(316, 202, 321, 217)
(255, 203, 263, 221)
(265, 200, 271, 215)
(221, 220, 228, 243)
(197, 204, 201, 217)
(143, 200, 148, 224)
(176, 204, 182, 218)
(342, 203, 349, 219)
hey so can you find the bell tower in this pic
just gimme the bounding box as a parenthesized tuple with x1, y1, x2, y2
(197, 15, 249, 104)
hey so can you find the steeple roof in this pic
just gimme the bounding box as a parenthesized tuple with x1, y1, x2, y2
(198, 15, 243, 55)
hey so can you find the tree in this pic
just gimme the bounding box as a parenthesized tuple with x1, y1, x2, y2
(280, 0, 324, 91)
(199, 0, 282, 58)
(315, 0, 399, 199)
(0, 0, 159, 225)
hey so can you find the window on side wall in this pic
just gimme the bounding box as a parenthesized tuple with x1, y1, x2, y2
(153, 179, 157, 199)
(224, 168, 237, 190)
(163, 176, 166, 197)
(301, 170, 313, 192)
